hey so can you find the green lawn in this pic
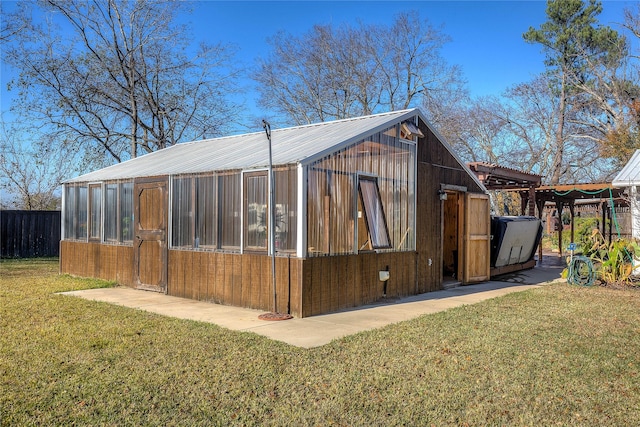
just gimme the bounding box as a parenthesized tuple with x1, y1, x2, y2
(2, 259, 640, 425)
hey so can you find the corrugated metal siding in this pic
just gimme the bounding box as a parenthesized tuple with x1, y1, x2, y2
(613, 149, 640, 187)
(67, 109, 417, 183)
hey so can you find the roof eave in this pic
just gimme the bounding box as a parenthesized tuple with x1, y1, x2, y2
(612, 149, 640, 187)
(298, 109, 418, 167)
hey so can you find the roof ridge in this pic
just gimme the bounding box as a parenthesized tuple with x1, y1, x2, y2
(176, 109, 416, 148)
(274, 108, 415, 133)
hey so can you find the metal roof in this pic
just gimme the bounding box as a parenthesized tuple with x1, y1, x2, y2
(67, 109, 419, 183)
(534, 183, 624, 203)
(613, 149, 640, 187)
(467, 162, 542, 190)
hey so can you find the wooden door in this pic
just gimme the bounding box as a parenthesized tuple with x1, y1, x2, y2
(462, 193, 490, 283)
(134, 177, 168, 292)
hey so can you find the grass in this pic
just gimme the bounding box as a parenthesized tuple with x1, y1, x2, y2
(2, 258, 640, 425)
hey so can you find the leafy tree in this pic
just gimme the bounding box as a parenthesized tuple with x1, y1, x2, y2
(254, 11, 464, 125)
(592, 97, 640, 170)
(3, 0, 241, 169)
(570, 7, 637, 171)
(523, 0, 625, 184)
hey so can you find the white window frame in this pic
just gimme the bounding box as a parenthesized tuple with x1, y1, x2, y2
(357, 174, 392, 250)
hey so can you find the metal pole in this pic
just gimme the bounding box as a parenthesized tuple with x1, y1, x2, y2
(262, 120, 277, 314)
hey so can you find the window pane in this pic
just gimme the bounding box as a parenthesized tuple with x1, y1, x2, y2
(76, 186, 88, 239)
(196, 176, 217, 247)
(120, 182, 134, 242)
(330, 170, 354, 254)
(244, 173, 268, 250)
(274, 168, 297, 251)
(220, 173, 241, 248)
(89, 185, 102, 239)
(104, 184, 118, 241)
(359, 178, 391, 249)
(63, 185, 75, 239)
(306, 168, 327, 255)
(172, 177, 193, 247)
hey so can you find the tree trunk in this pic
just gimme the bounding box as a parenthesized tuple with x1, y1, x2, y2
(550, 72, 567, 185)
(130, 51, 138, 159)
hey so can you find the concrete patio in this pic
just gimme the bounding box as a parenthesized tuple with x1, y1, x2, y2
(61, 257, 566, 348)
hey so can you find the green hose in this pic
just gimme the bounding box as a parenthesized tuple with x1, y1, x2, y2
(567, 255, 595, 286)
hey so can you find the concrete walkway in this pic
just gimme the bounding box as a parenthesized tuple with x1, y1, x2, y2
(61, 261, 565, 349)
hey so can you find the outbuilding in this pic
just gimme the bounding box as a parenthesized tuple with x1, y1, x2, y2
(613, 149, 640, 242)
(60, 109, 489, 317)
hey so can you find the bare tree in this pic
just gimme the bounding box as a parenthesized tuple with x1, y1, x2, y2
(254, 25, 373, 125)
(371, 12, 463, 112)
(3, 0, 241, 168)
(447, 96, 511, 165)
(0, 2, 27, 42)
(424, 1, 633, 184)
(485, 74, 614, 183)
(0, 120, 76, 210)
(500, 77, 559, 179)
(446, 74, 608, 183)
(253, 11, 464, 125)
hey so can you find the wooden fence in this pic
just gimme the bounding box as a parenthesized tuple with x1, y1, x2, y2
(1, 210, 61, 258)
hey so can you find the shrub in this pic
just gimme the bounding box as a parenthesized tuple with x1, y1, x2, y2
(543, 217, 602, 254)
(587, 229, 640, 286)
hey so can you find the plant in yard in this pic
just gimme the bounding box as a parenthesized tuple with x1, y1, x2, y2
(587, 228, 640, 286)
(573, 217, 601, 255)
(544, 217, 604, 254)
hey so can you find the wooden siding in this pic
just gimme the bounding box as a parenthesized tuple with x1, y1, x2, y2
(167, 250, 303, 316)
(62, 241, 415, 318)
(168, 250, 416, 317)
(416, 120, 484, 193)
(299, 252, 417, 317)
(60, 241, 134, 286)
(416, 159, 443, 292)
(415, 118, 486, 291)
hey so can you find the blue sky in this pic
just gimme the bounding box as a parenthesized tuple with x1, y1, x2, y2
(189, 0, 553, 99)
(1, 0, 637, 120)
(185, 0, 636, 100)
(0, 1, 636, 204)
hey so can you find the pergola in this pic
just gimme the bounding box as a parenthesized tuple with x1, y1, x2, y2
(521, 183, 626, 257)
(468, 162, 627, 260)
(467, 162, 541, 216)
